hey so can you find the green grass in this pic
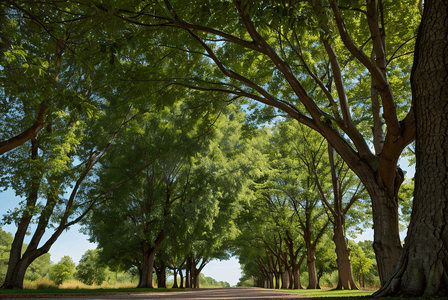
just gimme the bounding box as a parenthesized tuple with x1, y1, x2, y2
(0, 287, 188, 295)
(277, 288, 375, 297)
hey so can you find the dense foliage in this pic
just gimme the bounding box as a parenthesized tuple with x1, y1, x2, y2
(3, 0, 445, 297)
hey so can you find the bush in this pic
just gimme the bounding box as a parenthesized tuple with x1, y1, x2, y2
(238, 278, 254, 287)
(23, 278, 58, 289)
(320, 270, 338, 288)
(74, 249, 106, 285)
(49, 256, 76, 285)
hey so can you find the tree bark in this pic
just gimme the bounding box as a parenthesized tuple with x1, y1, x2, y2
(306, 241, 318, 289)
(137, 230, 165, 288)
(375, 0, 448, 296)
(333, 219, 359, 290)
(274, 273, 280, 289)
(322, 143, 359, 290)
(363, 175, 402, 285)
(171, 268, 179, 288)
(185, 258, 190, 288)
(281, 271, 289, 289)
(0, 102, 47, 156)
(138, 242, 156, 288)
(155, 259, 166, 288)
(179, 268, 184, 288)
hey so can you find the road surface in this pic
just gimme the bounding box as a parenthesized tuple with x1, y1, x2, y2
(0, 287, 311, 299)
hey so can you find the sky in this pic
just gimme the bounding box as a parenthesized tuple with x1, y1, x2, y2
(0, 156, 414, 287)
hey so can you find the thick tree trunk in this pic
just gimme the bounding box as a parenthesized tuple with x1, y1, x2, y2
(364, 178, 402, 285)
(333, 219, 359, 290)
(137, 242, 156, 288)
(281, 271, 289, 289)
(375, 0, 448, 296)
(194, 272, 200, 288)
(292, 266, 302, 289)
(137, 230, 165, 288)
(2, 253, 35, 289)
(189, 257, 196, 288)
(288, 269, 293, 289)
(155, 260, 166, 288)
(306, 244, 318, 289)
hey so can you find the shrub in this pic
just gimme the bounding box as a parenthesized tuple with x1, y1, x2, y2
(23, 278, 58, 289)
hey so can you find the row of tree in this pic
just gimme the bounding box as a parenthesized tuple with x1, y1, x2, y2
(1, 0, 446, 296)
(231, 121, 411, 290)
(237, 239, 378, 289)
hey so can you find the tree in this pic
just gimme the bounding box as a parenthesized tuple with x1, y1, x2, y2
(0, 229, 13, 284)
(171, 104, 248, 289)
(49, 256, 75, 285)
(234, 125, 313, 290)
(24, 253, 51, 282)
(0, 1, 174, 288)
(375, 0, 448, 296)
(0, 228, 51, 284)
(101, 0, 419, 283)
(83, 102, 240, 288)
(350, 242, 374, 288)
(265, 124, 330, 289)
(275, 120, 368, 290)
(75, 249, 106, 285)
(0, 107, 134, 289)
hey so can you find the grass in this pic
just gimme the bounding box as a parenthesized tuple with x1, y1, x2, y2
(277, 288, 375, 297)
(0, 279, 188, 295)
(0, 286, 185, 295)
(273, 288, 448, 299)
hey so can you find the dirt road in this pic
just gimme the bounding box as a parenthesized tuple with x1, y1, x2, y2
(1, 287, 311, 300)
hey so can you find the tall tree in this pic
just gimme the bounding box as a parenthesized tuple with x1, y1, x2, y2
(375, 0, 448, 296)
(0, 107, 133, 289)
(0, 1, 157, 289)
(289, 123, 369, 290)
(100, 0, 419, 282)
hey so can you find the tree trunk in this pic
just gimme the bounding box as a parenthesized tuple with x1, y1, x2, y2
(364, 178, 402, 285)
(333, 219, 359, 290)
(172, 268, 179, 289)
(185, 259, 190, 288)
(194, 272, 200, 289)
(281, 271, 289, 289)
(316, 267, 322, 289)
(179, 268, 184, 288)
(189, 257, 196, 288)
(375, 0, 448, 296)
(292, 265, 302, 289)
(155, 260, 166, 288)
(288, 268, 293, 289)
(137, 230, 165, 288)
(273, 273, 279, 289)
(268, 273, 273, 289)
(2, 138, 41, 289)
(2, 253, 35, 289)
(137, 242, 156, 288)
(306, 243, 318, 289)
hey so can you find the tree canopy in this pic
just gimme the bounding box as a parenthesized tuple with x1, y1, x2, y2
(2, 0, 447, 297)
